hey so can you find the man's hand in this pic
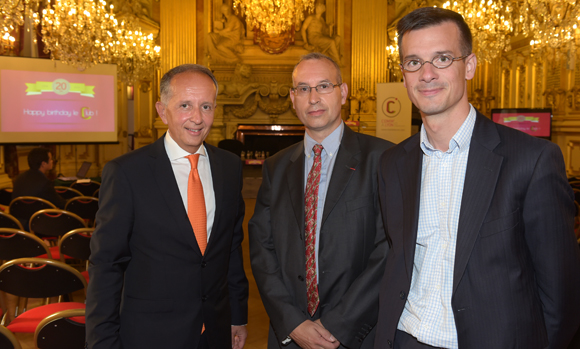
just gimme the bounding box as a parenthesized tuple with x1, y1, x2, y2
(231, 325, 248, 349)
(289, 320, 340, 349)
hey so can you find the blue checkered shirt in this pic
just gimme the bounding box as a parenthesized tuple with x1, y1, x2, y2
(397, 105, 476, 348)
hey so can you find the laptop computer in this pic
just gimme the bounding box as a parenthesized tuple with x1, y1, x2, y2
(57, 161, 92, 181)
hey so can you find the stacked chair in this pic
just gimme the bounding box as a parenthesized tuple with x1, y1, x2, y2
(0, 258, 87, 336)
(0, 325, 22, 349)
(65, 197, 99, 227)
(8, 197, 56, 231)
(34, 308, 86, 349)
(70, 181, 100, 197)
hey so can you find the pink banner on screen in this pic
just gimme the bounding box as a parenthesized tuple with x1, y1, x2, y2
(1, 70, 115, 132)
(493, 112, 550, 137)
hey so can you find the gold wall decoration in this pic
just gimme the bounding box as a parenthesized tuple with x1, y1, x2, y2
(254, 28, 295, 54)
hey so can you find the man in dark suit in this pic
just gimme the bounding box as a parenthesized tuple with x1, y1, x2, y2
(86, 64, 249, 349)
(12, 147, 66, 208)
(249, 53, 393, 349)
(375, 7, 580, 349)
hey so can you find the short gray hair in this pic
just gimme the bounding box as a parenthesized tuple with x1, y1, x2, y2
(293, 52, 342, 85)
(159, 64, 219, 105)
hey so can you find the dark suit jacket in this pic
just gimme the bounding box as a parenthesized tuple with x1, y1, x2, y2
(12, 169, 66, 208)
(86, 135, 248, 349)
(249, 126, 393, 349)
(375, 112, 580, 349)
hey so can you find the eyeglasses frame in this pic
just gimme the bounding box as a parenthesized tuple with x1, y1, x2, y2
(399, 54, 471, 72)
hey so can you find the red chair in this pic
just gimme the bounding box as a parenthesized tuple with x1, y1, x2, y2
(0, 258, 86, 334)
(0, 325, 22, 349)
(70, 181, 100, 197)
(29, 209, 86, 260)
(34, 308, 85, 349)
(0, 228, 52, 262)
(58, 228, 94, 283)
(54, 187, 83, 201)
(0, 212, 23, 230)
(65, 197, 99, 227)
(9, 197, 56, 231)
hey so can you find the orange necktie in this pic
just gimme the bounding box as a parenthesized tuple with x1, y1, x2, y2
(187, 154, 207, 255)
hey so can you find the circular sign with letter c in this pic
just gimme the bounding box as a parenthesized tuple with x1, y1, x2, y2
(382, 97, 401, 118)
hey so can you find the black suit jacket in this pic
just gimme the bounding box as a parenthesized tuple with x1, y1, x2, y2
(375, 112, 580, 349)
(249, 126, 393, 349)
(12, 169, 66, 208)
(86, 135, 248, 349)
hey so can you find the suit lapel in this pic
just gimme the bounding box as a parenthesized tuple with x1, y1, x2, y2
(399, 134, 423, 280)
(321, 127, 360, 227)
(148, 135, 201, 254)
(453, 113, 503, 292)
(287, 143, 306, 239)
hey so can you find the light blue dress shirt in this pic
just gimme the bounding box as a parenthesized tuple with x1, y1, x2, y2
(303, 121, 344, 283)
(397, 105, 476, 349)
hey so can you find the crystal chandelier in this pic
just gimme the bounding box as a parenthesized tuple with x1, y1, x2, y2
(443, 0, 515, 62)
(527, 0, 580, 63)
(233, 0, 315, 36)
(111, 18, 161, 84)
(41, 0, 118, 70)
(40, 0, 160, 83)
(1, 0, 43, 38)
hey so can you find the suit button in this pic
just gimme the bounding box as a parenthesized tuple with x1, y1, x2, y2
(201, 262, 207, 268)
(298, 275, 304, 281)
(201, 295, 207, 302)
(387, 339, 392, 348)
(400, 291, 406, 300)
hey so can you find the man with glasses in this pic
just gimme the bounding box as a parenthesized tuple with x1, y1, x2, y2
(250, 52, 392, 349)
(375, 7, 580, 349)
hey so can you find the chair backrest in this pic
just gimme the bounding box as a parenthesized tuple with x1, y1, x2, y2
(70, 181, 100, 197)
(0, 212, 23, 230)
(0, 228, 52, 261)
(93, 188, 100, 198)
(0, 188, 13, 207)
(9, 197, 57, 226)
(0, 258, 87, 299)
(58, 228, 93, 262)
(54, 187, 83, 200)
(0, 325, 22, 349)
(29, 209, 86, 239)
(65, 197, 99, 222)
(34, 308, 85, 349)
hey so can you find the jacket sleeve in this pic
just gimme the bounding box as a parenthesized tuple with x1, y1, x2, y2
(228, 158, 249, 326)
(249, 161, 309, 343)
(85, 160, 133, 349)
(523, 143, 580, 348)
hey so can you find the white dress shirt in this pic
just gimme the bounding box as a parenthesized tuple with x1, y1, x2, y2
(397, 105, 476, 348)
(164, 131, 215, 240)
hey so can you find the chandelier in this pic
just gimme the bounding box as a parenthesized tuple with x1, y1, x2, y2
(111, 19, 161, 84)
(1, 0, 43, 38)
(41, 0, 118, 70)
(440, 0, 580, 64)
(233, 0, 315, 36)
(40, 0, 160, 83)
(527, 0, 580, 63)
(443, 0, 515, 62)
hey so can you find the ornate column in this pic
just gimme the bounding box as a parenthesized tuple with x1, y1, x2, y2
(154, 0, 198, 138)
(350, 0, 389, 135)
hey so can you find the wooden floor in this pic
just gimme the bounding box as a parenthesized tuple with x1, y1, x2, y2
(6, 197, 270, 349)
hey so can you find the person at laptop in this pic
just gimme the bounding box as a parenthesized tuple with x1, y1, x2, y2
(12, 147, 66, 209)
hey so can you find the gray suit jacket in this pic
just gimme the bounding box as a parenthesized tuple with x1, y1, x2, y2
(250, 126, 393, 349)
(375, 112, 580, 349)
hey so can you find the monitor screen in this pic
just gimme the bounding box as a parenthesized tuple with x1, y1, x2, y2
(491, 108, 552, 139)
(0, 56, 118, 144)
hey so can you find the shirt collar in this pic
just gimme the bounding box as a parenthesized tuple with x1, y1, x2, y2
(164, 130, 207, 161)
(420, 104, 476, 156)
(304, 121, 344, 158)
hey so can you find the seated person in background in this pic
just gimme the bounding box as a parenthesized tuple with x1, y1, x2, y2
(12, 147, 66, 209)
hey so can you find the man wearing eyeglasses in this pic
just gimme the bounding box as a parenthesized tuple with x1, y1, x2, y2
(250, 52, 393, 349)
(375, 7, 580, 349)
